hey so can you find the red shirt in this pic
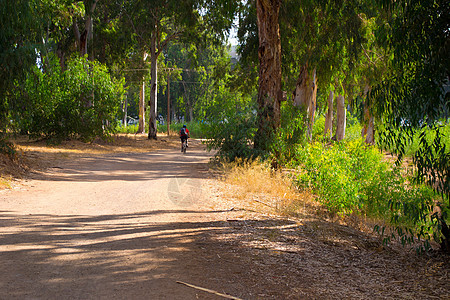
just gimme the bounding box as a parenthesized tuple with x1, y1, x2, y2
(180, 128, 190, 137)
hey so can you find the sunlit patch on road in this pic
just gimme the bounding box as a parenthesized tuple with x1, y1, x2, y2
(167, 177, 202, 207)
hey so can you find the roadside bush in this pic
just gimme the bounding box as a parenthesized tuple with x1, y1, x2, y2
(293, 140, 380, 215)
(116, 124, 139, 134)
(203, 110, 260, 162)
(291, 138, 445, 251)
(345, 114, 364, 142)
(10, 55, 125, 142)
(271, 102, 307, 165)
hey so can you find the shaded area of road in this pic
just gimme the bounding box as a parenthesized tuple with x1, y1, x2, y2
(0, 210, 448, 299)
(0, 141, 448, 299)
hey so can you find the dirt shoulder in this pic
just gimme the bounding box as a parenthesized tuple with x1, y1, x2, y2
(0, 135, 448, 299)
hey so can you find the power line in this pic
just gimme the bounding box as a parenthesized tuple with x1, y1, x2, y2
(122, 68, 198, 72)
(125, 80, 203, 84)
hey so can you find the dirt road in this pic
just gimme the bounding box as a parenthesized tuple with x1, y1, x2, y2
(0, 139, 449, 299)
(0, 140, 243, 299)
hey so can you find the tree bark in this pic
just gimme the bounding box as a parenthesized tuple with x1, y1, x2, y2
(254, 0, 282, 150)
(73, 0, 97, 57)
(292, 65, 309, 108)
(335, 94, 346, 141)
(138, 77, 146, 133)
(324, 90, 334, 139)
(123, 90, 128, 127)
(292, 65, 317, 140)
(364, 114, 374, 144)
(148, 26, 158, 140)
(167, 76, 170, 136)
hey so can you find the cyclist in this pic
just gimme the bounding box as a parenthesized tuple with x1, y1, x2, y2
(179, 125, 190, 152)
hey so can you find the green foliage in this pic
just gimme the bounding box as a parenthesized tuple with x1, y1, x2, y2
(371, 0, 449, 250)
(406, 124, 450, 157)
(271, 101, 307, 164)
(291, 138, 445, 250)
(311, 115, 326, 141)
(10, 55, 125, 142)
(293, 140, 375, 214)
(203, 107, 260, 162)
(116, 124, 139, 134)
(158, 121, 205, 139)
(0, 0, 43, 133)
(0, 138, 16, 157)
(345, 113, 364, 142)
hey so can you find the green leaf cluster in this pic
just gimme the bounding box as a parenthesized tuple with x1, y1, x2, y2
(9, 55, 125, 142)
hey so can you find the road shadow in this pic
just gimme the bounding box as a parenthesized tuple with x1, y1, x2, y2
(33, 146, 215, 183)
(0, 211, 448, 299)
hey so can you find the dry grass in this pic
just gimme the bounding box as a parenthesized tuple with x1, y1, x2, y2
(218, 159, 320, 218)
(0, 175, 12, 189)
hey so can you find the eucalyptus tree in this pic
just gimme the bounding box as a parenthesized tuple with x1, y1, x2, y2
(372, 0, 449, 251)
(252, 0, 283, 150)
(120, 0, 237, 139)
(158, 35, 239, 125)
(72, 0, 98, 58)
(236, 0, 370, 146)
(281, 0, 370, 140)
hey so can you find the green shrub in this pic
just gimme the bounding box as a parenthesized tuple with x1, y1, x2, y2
(116, 124, 139, 134)
(344, 114, 364, 142)
(203, 110, 261, 162)
(271, 102, 307, 164)
(10, 55, 125, 142)
(311, 115, 326, 141)
(291, 137, 445, 250)
(293, 140, 379, 215)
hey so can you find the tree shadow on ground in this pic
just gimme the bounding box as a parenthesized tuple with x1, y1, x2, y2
(0, 210, 448, 299)
(32, 148, 214, 183)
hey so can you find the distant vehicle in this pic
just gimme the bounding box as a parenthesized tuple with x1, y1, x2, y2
(158, 115, 164, 125)
(127, 116, 139, 125)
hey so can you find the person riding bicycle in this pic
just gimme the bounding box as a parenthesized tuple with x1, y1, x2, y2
(179, 125, 190, 152)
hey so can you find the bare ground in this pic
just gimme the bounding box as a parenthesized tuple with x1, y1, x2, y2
(0, 134, 449, 299)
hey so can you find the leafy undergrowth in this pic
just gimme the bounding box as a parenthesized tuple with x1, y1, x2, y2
(215, 158, 446, 253)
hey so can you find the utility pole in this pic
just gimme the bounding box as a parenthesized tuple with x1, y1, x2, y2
(167, 75, 170, 136)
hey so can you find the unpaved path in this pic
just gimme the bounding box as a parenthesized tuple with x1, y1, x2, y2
(0, 139, 449, 299)
(0, 140, 238, 299)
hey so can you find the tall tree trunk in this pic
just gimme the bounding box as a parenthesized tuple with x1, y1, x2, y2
(335, 94, 346, 141)
(364, 113, 374, 144)
(254, 0, 282, 150)
(292, 65, 317, 140)
(308, 68, 317, 139)
(324, 90, 334, 139)
(167, 76, 170, 136)
(148, 28, 158, 140)
(138, 78, 146, 133)
(73, 0, 97, 57)
(137, 52, 148, 134)
(293, 65, 309, 107)
(123, 90, 128, 127)
(189, 105, 194, 123)
(56, 48, 65, 71)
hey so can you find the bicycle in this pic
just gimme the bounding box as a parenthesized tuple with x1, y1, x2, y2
(181, 139, 187, 154)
